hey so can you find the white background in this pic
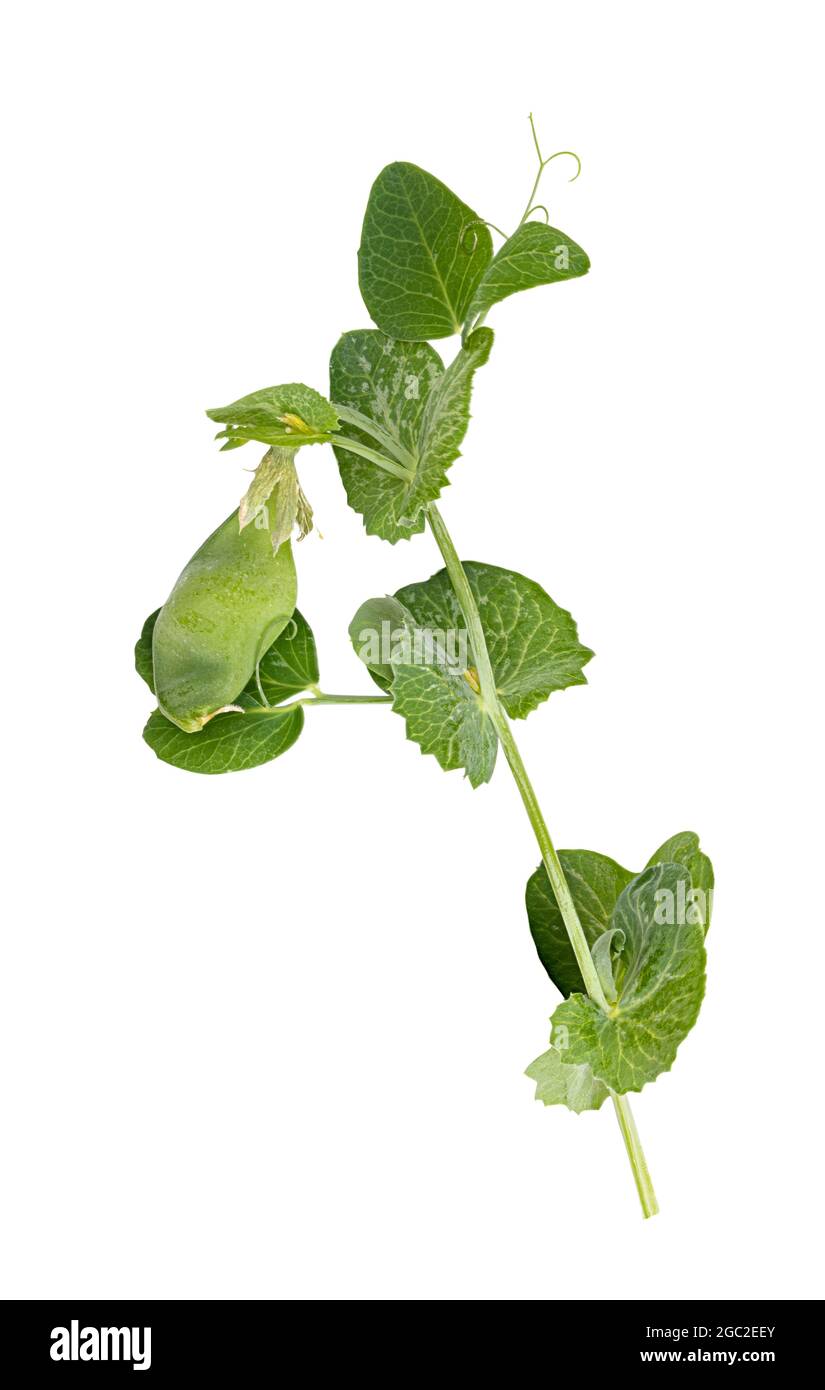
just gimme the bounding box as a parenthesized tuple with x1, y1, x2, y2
(2, 1, 822, 1300)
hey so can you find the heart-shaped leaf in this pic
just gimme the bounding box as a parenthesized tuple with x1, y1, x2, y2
(358, 163, 492, 340)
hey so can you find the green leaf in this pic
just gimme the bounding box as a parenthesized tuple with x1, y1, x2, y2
(358, 162, 492, 340)
(590, 926, 625, 1005)
(527, 850, 635, 997)
(551, 863, 707, 1093)
(206, 382, 339, 451)
(348, 595, 416, 692)
(647, 831, 714, 933)
(243, 608, 319, 706)
(527, 833, 714, 995)
(391, 660, 498, 788)
(135, 609, 159, 693)
(465, 221, 590, 324)
(353, 563, 591, 786)
(395, 562, 593, 719)
(330, 331, 442, 541)
(329, 328, 493, 543)
(143, 705, 304, 774)
(525, 1046, 609, 1113)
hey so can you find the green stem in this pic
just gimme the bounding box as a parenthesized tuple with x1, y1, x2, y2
(257, 692, 392, 715)
(492, 713, 609, 1009)
(334, 405, 418, 474)
(426, 501, 658, 1218)
(426, 503, 498, 709)
(312, 692, 392, 706)
(332, 434, 414, 482)
(612, 1095, 659, 1219)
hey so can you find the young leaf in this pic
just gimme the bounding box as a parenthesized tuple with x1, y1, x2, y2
(465, 222, 590, 324)
(551, 863, 707, 1093)
(348, 595, 417, 691)
(527, 849, 635, 997)
(395, 562, 593, 719)
(329, 328, 493, 543)
(590, 926, 625, 1005)
(143, 705, 304, 774)
(525, 1046, 609, 1113)
(206, 383, 339, 451)
(135, 609, 159, 693)
(358, 163, 493, 339)
(646, 831, 714, 933)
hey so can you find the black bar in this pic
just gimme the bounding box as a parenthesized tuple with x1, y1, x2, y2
(0, 1299, 818, 1378)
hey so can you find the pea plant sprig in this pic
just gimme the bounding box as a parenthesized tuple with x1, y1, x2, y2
(136, 118, 714, 1218)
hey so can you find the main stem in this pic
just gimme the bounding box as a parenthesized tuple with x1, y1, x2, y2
(612, 1094, 659, 1218)
(426, 501, 659, 1218)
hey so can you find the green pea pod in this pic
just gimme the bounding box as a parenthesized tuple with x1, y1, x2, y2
(152, 510, 297, 732)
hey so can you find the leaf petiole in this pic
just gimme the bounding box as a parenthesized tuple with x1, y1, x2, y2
(310, 692, 393, 706)
(254, 691, 393, 715)
(333, 404, 419, 474)
(331, 433, 415, 482)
